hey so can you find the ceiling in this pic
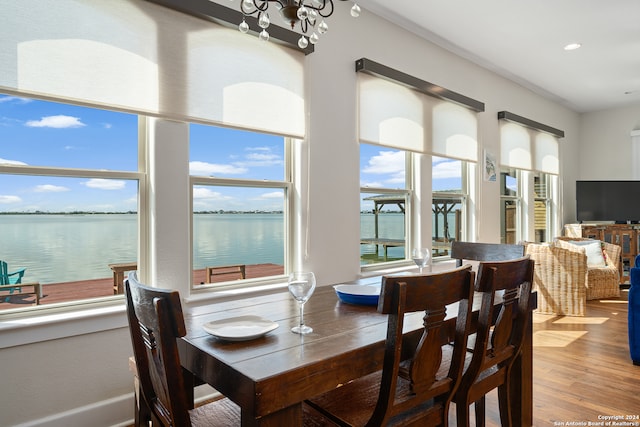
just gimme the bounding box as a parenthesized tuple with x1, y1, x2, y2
(362, 0, 640, 113)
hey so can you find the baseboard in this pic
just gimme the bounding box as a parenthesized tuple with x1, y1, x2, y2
(11, 385, 221, 427)
(12, 393, 134, 427)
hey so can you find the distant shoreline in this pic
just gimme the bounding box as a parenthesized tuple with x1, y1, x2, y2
(0, 211, 285, 215)
(0, 211, 403, 215)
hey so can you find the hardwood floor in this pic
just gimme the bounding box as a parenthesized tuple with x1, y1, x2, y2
(450, 288, 640, 426)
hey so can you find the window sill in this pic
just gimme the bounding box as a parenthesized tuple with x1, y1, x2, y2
(183, 279, 289, 315)
(0, 300, 127, 349)
(360, 258, 457, 278)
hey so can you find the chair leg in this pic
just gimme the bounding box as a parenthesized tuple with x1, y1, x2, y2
(455, 400, 472, 427)
(497, 382, 512, 427)
(474, 397, 486, 427)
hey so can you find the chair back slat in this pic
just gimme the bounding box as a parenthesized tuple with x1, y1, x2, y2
(125, 273, 191, 427)
(455, 256, 535, 426)
(368, 264, 475, 426)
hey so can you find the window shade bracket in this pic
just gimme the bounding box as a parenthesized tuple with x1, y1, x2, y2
(355, 58, 485, 112)
(497, 111, 564, 138)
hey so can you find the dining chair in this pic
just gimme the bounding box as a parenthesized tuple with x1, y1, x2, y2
(306, 264, 476, 427)
(124, 272, 241, 426)
(453, 256, 535, 427)
(450, 241, 525, 267)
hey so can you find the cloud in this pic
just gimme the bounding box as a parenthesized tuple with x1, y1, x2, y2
(0, 157, 27, 166)
(193, 187, 233, 200)
(83, 179, 126, 190)
(362, 150, 405, 175)
(433, 159, 462, 179)
(189, 161, 247, 176)
(25, 115, 86, 128)
(0, 95, 31, 104)
(34, 184, 70, 193)
(259, 191, 283, 199)
(0, 195, 21, 204)
(361, 180, 385, 188)
(237, 146, 283, 167)
(245, 152, 281, 162)
(102, 123, 112, 129)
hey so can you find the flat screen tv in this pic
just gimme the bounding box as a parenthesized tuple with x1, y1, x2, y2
(576, 180, 640, 223)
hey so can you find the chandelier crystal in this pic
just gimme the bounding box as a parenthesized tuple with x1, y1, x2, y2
(234, 1, 359, 48)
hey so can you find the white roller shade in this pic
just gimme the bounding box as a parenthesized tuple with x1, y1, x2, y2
(534, 132, 559, 174)
(500, 122, 532, 170)
(358, 73, 426, 152)
(358, 74, 478, 161)
(432, 101, 478, 161)
(0, 0, 305, 138)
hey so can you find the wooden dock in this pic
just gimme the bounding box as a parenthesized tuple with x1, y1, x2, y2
(0, 263, 284, 309)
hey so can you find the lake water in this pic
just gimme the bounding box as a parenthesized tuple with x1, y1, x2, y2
(1, 213, 408, 283)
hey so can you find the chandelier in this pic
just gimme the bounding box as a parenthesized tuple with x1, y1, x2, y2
(235, 0, 360, 48)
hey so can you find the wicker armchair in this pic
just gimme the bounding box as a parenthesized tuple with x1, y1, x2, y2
(555, 237, 621, 300)
(525, 242, 587, 316)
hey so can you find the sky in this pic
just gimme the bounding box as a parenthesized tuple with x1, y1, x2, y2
(359, 143, 463, 212)
(0, 93, 463, 213)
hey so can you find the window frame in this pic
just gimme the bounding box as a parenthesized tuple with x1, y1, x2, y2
(0, 107, 146, 315)
(500, 167, 522, 244)
(189, 135, 294, 290)
(359, 146, 413, 272)
(431, 156, 471, 259)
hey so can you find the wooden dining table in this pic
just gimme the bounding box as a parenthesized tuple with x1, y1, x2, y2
(178, 275, 536, 427)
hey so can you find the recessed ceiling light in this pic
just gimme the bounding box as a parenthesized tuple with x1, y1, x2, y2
(564, 43, 582, 51)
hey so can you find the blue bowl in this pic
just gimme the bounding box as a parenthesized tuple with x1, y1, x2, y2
(333, 285, 380, 306)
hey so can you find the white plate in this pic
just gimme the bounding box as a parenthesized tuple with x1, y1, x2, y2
(203, 315, 279, 341)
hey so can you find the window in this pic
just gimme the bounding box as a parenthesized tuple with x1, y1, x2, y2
(190, 124, 290, 286)
(355, 64, 481, 270)
(432, 156, 468, 257)
(534, 172, 550, 243)
(0, 94, 142, 311)
(533, 172, 559, 243)
(499, 114, 561, 243)
(359, 144, 409, 265)
(500, 167, 520, 244)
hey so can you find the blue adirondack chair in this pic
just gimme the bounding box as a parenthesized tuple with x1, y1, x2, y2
(1, 260, 26, 294)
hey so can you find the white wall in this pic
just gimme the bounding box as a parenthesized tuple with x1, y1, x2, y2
(1, 1, 628, 425)
(579, 105, 640, 179)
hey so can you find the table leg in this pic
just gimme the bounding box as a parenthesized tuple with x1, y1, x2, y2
(510, 308, 533, 426)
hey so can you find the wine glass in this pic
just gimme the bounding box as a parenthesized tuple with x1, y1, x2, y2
(288, 271, 316, 335)
(412, 248, 431, 273)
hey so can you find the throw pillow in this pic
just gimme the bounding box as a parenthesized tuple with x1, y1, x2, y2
(567, 240, 607, 268)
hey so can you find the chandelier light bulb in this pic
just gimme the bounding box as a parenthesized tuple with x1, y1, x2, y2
(350, 3, 361, 18)
(318, 20, 329, 34)
(308, 9, 317, 25)
(242, 0, 254, 12)
(238, 19, 250, 34)
(309, 32, 320, 44)
(297, 5, 309, 20)
(259, 29, 270, 41)
(298, 35, 309, 49)
(258, 13, 270, 29)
